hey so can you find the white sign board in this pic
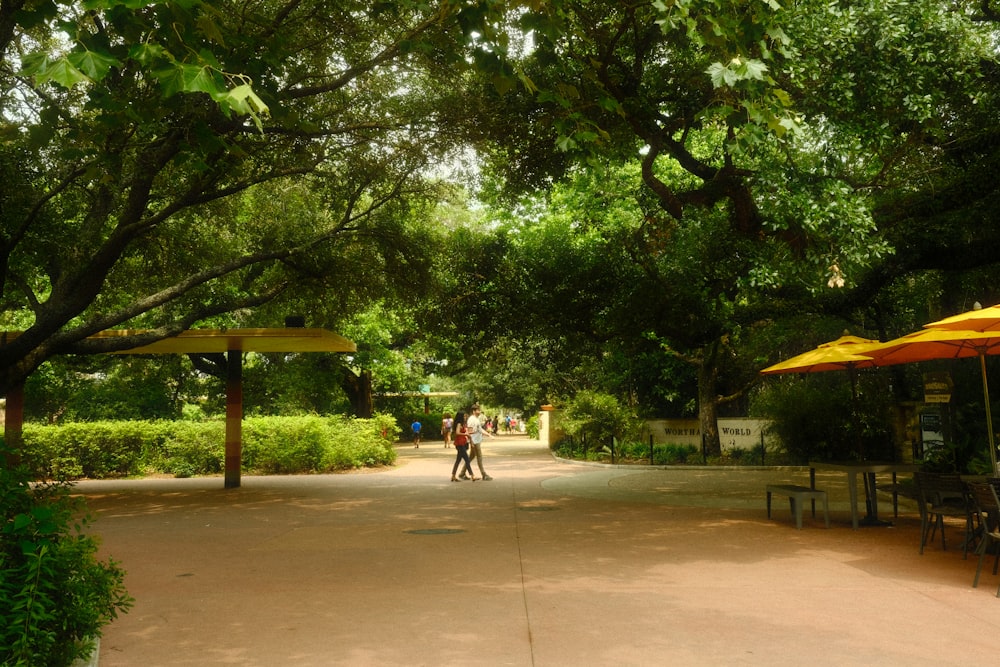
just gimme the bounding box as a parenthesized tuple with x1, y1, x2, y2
(646, 418, 777, 452)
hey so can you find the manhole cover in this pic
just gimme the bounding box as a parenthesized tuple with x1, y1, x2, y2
(406, 528, 465, 535)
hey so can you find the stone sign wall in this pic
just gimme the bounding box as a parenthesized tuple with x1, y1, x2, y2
(646, 418, 777, 452)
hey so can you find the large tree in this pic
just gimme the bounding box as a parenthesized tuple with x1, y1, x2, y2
(460, 0, 998, 454)
(0, 0, 476, 397)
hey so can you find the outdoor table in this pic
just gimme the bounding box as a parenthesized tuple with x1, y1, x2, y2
(809, 461, 920, 529)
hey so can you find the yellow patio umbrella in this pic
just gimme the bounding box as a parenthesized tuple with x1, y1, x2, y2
(761, 335, 885, 519)
(759, 335, 880, 375)
(925, 302, 1000, 332)
(760, 335, 881, 459)
(864, 324, 1000, 475)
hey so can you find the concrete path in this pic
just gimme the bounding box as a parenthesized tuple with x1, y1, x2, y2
(77, 436, 1000, 666)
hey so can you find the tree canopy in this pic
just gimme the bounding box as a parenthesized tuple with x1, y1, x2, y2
(447, 0, 1000, 453)
(5, 1, 1000, 465)
(0, 0, 473, 395)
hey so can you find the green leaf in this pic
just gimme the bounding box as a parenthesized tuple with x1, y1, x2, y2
(68, 48, 122, 81)
(13, 513, 32, 531)
(516, 71, 538, 94)
(182, 65, 222, 96)
(197, 13, 227, 47)
(556, 135, 577, 152)
(492, 72, 516, 95)
(598, 95, 624, 117)
(706, 62, 727, 88)
(18, 52, 50, 78)
(210, 83, 269, 132)
(778, 117, 799, 132)
(772, 88, 792, 107)
(154, 63, 223, 97)
(153, 64, 187, 97)
(742, 59, 768, 81)
(768, 26, 791, 45)
(41, 57, 90, 87)
(214, 83, 270, 118)
(129, 43, 169, 66)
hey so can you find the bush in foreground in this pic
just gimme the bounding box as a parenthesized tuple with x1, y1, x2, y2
(0, 457, 133, 666)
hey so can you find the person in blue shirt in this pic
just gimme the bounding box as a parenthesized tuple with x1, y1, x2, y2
(411, 419, 422, 448)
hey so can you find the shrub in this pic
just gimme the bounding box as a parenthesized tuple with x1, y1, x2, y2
(614, 440, 652, 462)
(525, 414, 540, 439)
(751, 374, 893, 463)
(21, 421, 165, 480)
(20, 415, 397, 479)
(243, 416, 327, 474)
(0, 457, 132, 666)
(654, 443, 699, 465)
(161, 422, 225, 476)
(371, 412, 401, 444)
(560, 391, 643, 454)
(753, 379, 845, 463)
(318, 416, 389, 470)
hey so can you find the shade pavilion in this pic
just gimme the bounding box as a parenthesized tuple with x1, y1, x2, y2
(2, 328, 356, 488)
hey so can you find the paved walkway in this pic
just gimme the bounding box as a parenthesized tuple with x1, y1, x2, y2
(78, 437, 1000, 666)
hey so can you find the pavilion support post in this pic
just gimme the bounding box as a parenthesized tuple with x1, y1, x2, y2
(3, 383, 24, 468)
(224, 349, 243, 489)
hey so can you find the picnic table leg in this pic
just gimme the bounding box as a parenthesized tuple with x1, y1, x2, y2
(848, 472, 859, 530)
(866, 472, 879, 522)
(810, 468, 816, 517)
(790, 496, 803, 530)
(892, 472, 899, 518)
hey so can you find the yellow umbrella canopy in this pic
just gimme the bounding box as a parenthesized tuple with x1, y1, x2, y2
(759, 335, 880, 375)
(924, 303, 1000, 332)
(760, 335, 882, 460)
(862, 328, 1000, 366)
(864, 326, 1000, 475)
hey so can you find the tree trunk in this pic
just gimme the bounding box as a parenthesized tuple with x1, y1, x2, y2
(341, 368, 373, 418)
(698, 349, 722, 458)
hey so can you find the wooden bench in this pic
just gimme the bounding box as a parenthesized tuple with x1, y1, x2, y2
(766, 484, 830, 529)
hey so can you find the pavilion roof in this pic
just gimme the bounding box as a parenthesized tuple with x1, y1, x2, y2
(101, 328, 356, 354)
(2, 328, 356, 355)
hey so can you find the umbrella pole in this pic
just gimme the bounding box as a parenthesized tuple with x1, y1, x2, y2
(980, 352, 998, 476)
(849, 366, 876, 519)
(849, 366, 865, 460)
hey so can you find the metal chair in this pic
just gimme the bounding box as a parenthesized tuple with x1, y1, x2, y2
(914, 472, 973, 558)
(968, 482, 1000, 595)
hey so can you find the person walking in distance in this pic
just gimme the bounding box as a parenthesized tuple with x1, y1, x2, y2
(441, 412, 453, 448)
(411, 418, 422, 448)
(464, 404, 493, 481)
(451, 412, 476, 482)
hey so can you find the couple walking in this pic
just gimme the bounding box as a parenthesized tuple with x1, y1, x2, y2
(451, 404, 493, 482)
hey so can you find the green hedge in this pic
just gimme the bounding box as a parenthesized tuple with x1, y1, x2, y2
(20, 414, 399, 480)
